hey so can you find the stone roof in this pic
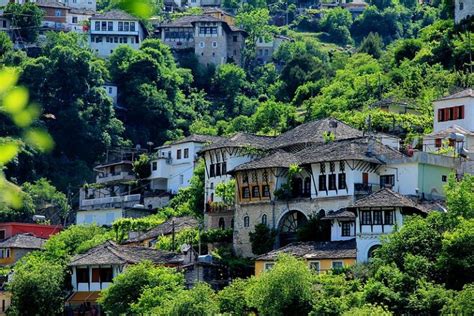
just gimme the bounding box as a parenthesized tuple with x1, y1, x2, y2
(159, 15, 226, 27)
(425, 125, 474, 138)
(171, 134, 226, 146)
(322, 209, 355, 220)
(92, 9, 138, 20)
(297, 137, 406, 165)
(257, 239, 356, 261)
(69, 240, 183, 266)
(437, 88, 474, 101)
(0, 233, 45, 250)
(202, 132, 275, 151)
(350, 188, 428, 213)
(271, 118, 363, 149)
(36, 0, 69, 9)
(231, 150, 301, 172)
(123, 216, 199, 244)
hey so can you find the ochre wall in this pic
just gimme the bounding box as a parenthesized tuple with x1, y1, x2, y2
(255, 258, 356, 276)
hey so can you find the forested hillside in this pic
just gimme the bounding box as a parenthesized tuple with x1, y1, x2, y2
(0, 0, 472, 214)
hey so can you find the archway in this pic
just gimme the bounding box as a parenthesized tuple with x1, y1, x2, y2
(368, 244, 382, 260)
(278, 210, 308, 247)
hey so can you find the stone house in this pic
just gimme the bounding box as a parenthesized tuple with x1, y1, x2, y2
(0, 233, 45, 266)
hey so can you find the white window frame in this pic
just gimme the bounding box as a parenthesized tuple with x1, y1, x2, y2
(308, 261, 320, 273)
(332, 261, 344, 269)
(264, 262, 274, 271)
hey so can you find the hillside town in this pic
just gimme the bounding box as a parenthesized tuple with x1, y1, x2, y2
(0, 0, 473, 315)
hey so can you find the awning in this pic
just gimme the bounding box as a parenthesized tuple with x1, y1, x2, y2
(66, 291, 101, 304)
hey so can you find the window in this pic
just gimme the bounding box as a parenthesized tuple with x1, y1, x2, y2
(384, 210, 394, 225)
(108, 22, 113, 31)
(0, 230, 5, 240)
(438, 105, 465, 122)
(373, 211, 383, 225)
(218, 217, 225, 229)
(199, 41, 205, 48)
(262, 214, 267, 225)
(108, 87, 113, 94)
(380, 175, 395, 188)
(100, 267, 113, 282)
(309, 261, 320, 273)
(152, 161, 157, 171)
(242, 187, 250, 199)
(130, 22, 136, 31)
(233, 35, 238, 42)
(338, 173, 346, 190)
(304, 177, 311, 196)
(95, 21, 100, 30)
(361, 211, 371, 225)
(212, 41, 217, 48)
(262, 185, 270, 197)
(244, 216, 250, 227)
(124, 22, 130, 31)
(184, 148, 189, 159)
(177, 149, 182, 159)
(264, 262, 274, 271)
(118, 22, 123, 31)
(55, 9, 61, 17)
(252, 185, 260, 198)
(114, 37, 118, 43)
(319, 175, 327, 191)
(328, 174, 337, 190)
(215, 163, 221, 176)
(101, 21, 107, 31)
(332, 261, 343, 270)
(460, 2, 464, 10)
(435, 138, 442, 148)
(76, 268, 89, 283)
(342, 222, 351, 236)
(72, 17, 78, 23)
(442, 175, 447, 182)
(210, 164, 215, 177)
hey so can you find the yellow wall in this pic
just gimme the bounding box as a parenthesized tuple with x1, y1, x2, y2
(0, 249, 15, 266)
(255, 258, 356, 276)
(0, 291, 11, 316)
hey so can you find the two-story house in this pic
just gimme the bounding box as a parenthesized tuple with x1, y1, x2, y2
(89, 9, 146, 57)
(36, 0, 70, 31)
(149, 135, 224, 196)
(77, 147, 153, 226)
(155, 14, 246, 66)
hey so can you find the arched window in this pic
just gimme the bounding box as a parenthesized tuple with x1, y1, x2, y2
(262, 214, 267, 225)
(303, 177, 311, 197)
(244, 216, 250, 228)
(218, 217, 225, 229)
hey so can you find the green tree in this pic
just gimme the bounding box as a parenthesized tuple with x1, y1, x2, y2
(99, 261, 184, 315)
(247, 254, 313, 316)
(445, 174, 474, 220)
(358, 32, 383, 59)
(320, 7, 353, 45)
(22, 178, 70, 221)
(215, 179, 236, 206)
(212, 64, 247, 116)
(0, 32, 13, 58)
(132, 154, 151, 179)
(442, 283, 474, 315)
(4, 3, 43, 43)
(8, 253, 65, 316)
(218, 278, 253, 315)
(342, 304, 392, 316)
(249, 223, 277, 255)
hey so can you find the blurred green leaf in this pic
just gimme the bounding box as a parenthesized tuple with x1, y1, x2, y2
(24, 128, 54, 152)
(0, 142, 19, 165)
(2, 87, 29, 115)
(0, 68, 19, 95)
(120, 0, 153, 19)
(12, 104, 40, 127)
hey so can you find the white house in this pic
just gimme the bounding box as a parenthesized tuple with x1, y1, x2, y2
(103, 82, 118, 107)
(89, 9, 146, 57)
(149, 135, 224, 195)
(256, 35, 292, 64)
(67, 8, 95, 33)
(61, 0, 96, 11)
(455, 0, 473, 24)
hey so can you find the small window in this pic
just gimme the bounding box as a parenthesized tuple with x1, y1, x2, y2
(373, 211, 383, 225)
(309, 261, 320, 273)
(118, 22, 123, 31)
(124, 21, 130, 32)
(242, 187, 250, 199)
(72, 16, 78, 23)
(361, 211, 371, 225)
(328, 174, 337, 190)
(460, 2, 464, 10)
(233, 35, 238, 42)
(435, 138, 442, 148)
(215, 163, 221, 176)
(262, 185, 270, 197)
(76, 268, 89, 283)
(252, 186, 260, 198)
(101, 21, 107, 31)
(108, 87, 113, 94)
(0, 230, 5, 240)
(341, 222, 351, 236)
(218, 217, 225, 229)
(55, 9, 61, 17)
(95, 21, 100, 30)
(199, 42, 205, 48)
(264, 262, 274, 271)
(338, 173, 346, 190)
(177, 149, 182, 159)
(108, 22, 113, 31)
(179, 175, 184, 185)
(184, 148, 189, 159)
(332, 261, 343, 270)
(130, 22, 136, 31)
(262, 214, 267, 225)
(319, 175, 327, 191)
(442, 175, 447, 182)
(380, 175, 395, 188)
(212, 41, 217, 48)
(244, 216, 250, 227)
(210, 164, 215, 177)
(384, 211, 394, 225)
(100, 267, 113, 282)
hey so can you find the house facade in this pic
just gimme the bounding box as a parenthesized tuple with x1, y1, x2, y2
(89, 9, 146, 57)
(455, 0, 473, 24)
(255, 35, 292, 64)
(36, 0, 70, 31)
(156, 14, 246, 66)
(0, 234, 46, 266)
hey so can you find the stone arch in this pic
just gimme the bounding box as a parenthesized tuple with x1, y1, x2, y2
(278, 210, 308, 247)
(368, 244, 382, 260)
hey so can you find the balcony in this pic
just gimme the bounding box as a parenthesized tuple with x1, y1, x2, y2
(206, 202, 234, 214)
(96, 171, 135, 184)
(354, 183, 381, 196)
(80, 194, 141, 210)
